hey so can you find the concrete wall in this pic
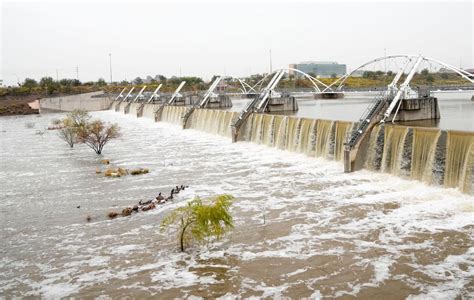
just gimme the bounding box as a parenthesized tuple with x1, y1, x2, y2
(395, 97, 440, 122)
(39, 91, 112, 112)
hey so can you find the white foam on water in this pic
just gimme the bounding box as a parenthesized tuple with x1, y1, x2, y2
(1, 111, 473, 298)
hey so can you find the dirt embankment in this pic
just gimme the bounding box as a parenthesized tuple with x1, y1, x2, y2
(0, 95, 41, 116)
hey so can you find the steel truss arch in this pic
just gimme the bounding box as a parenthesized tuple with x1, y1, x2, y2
(323, 55, 474, 92)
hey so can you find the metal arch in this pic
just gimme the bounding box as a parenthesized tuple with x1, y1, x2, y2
(323, 54, 474, 92)
(226, 76, 259, 94)
(282, 68, 331, 92)
(246, 68, 331, 94)
(422, 56, 474, 83)
(322, 55, 417, 92)
(250, 73, 272, 92)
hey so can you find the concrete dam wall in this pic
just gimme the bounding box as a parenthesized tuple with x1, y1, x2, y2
(112, 102, 474, 195)
(40, 91, 113, 112)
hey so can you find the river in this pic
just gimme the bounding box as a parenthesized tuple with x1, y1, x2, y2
(230, 91, 474, 131)
(0, 110, 473, 298)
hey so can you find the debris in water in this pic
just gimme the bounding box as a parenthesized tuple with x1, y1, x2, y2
(108, 212, 119, 219)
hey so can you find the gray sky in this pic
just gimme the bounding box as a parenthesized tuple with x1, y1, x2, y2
(1, 0, 473, 85)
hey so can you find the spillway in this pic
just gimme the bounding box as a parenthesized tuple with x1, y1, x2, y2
(108, 102, 474, 194)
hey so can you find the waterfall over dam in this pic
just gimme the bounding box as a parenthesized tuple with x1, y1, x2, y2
(111, 103, 474, 194)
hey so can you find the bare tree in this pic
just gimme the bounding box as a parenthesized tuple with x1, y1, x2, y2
(54, 110, 90, 148)
(58, 125, 76, 148)
(68, 109, 90, 127)
(76, 120, 120, 155)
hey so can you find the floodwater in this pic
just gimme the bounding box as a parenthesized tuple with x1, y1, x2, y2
(230, 91, 474, 131)
(1, 111, 473, 298)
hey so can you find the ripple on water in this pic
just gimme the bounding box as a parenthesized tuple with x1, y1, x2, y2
(0, 111, 473, 298)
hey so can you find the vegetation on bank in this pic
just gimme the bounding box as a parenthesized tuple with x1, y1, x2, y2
(1, 68, 470, 101)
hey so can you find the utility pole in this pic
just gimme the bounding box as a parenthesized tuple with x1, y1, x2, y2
(76, 66, 79, 81)
(269, 49, 272, 73)
(55, 69, 59, 81)
(109, 53, 113, 84)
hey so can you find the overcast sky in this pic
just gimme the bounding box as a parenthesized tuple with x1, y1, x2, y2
(1, 0, 472, 85)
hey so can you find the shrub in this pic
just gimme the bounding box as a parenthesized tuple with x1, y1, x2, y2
(161, 194, 234, 252)
(76, 120, 120, 155)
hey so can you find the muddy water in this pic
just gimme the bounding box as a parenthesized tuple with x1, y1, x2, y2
(0, 111, 473, 298)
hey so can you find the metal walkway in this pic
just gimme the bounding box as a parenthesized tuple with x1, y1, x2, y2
(344, 93, 392, 150)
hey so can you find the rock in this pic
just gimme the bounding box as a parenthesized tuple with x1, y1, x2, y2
(141, 203, 156, 211)
(108, 211, 119, 219)
(130, 168, 150, 175)
(121, 207, 133, 216)
(117, 167, 128, 176)
(95, 167, 101, 174)
(101, 159, 110, 165)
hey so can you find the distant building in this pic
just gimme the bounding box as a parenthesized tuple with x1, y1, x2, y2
(352, 70, 365, 77)
(289, 61, 347, 78)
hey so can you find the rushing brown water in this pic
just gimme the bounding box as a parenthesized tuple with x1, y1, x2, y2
(1, 110, 473, 298)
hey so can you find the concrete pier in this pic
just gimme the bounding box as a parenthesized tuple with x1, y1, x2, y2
(393, 97, 440, 122)
(265, 95, 298, 113)
(203, 95, 233, 109)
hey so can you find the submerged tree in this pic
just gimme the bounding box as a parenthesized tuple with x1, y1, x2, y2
(76, 120, 120, 155)
(55, 110, 90, 148)
(68, 109, 90, 127)
(58, 118, 77, 148)
(161, 194, 234, 252)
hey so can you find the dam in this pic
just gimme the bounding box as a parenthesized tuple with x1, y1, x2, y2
(110, 101, 474, 195)
(105, 55, 474, 195)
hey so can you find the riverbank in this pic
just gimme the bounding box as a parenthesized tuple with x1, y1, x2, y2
(0, 95, 40, 116)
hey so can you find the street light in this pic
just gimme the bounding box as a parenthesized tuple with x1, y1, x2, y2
(109, 53, 113, 84)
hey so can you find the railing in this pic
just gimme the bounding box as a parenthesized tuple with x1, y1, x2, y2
(345, 92, 393, 149)
(233, 93, 262, 128)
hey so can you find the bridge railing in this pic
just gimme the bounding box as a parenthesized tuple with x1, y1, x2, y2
(345, 92, 393, 150)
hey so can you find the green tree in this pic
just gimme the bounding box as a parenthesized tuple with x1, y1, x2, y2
(97, 78, 107, 87)
(133, 77, 143, 85)
(59, 79, 73, 86)
(426, 74, 434, 83)
(161, 194, 234, 252)
(421, 69, 429, 76)
(40, 76, 58, 94)
(22, 78, 38, 89)
(156, 75, 167, 82)
(441, 73, 449, 79)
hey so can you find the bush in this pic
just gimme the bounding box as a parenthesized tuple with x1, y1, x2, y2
(76, 120, 120, 155)
(161, 194, 234, 252)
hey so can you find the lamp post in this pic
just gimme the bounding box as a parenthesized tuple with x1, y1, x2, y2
(109, 53, 113, 84)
